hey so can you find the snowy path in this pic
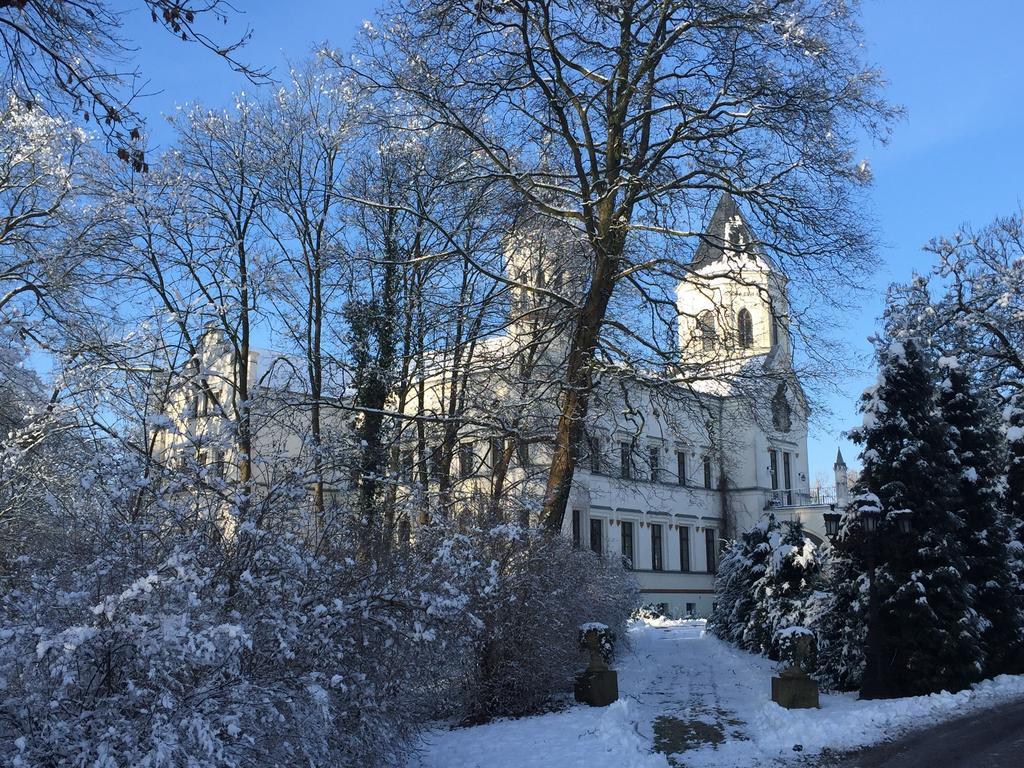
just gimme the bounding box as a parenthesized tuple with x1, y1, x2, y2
(408, 620, 1024, 768)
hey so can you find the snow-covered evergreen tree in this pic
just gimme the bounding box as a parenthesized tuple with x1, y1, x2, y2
(710, 515, 775, 647)
(937, 357, 1020, 674)
(848, 338, 983, 696)
(811, 498, 870, 691)
(711, 515, 822, 660)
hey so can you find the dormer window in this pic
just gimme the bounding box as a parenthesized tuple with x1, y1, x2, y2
(737, 308, 754, 348)
(727, 221, 744, 250)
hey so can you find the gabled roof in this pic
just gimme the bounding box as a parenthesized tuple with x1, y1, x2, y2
(690, 192, 780, 273)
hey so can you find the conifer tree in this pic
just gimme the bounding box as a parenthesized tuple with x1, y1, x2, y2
(710, 516, 775, 647)
(1007, 391, 1024, 547)
(936, 358, 1019, 674)
(748, 519, 823, 660)
(1005, 390, 1024, 652)
(848, 338, 983, 696)
(711, 515, 822, 660)
(812, 499, 870, 691)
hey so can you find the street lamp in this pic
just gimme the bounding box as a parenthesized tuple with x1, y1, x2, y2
(823, 511, 841, 539)
(893, 511, 913, 535)
(860, 507, 880, 534)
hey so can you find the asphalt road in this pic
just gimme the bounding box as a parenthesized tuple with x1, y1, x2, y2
(827, 697, 1024, 767)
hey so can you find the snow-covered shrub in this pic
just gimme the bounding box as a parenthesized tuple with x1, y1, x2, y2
(423, 524, 638, 723)
(709, 514, 823, 660)
(630, 603, 667, 621)
(0, 446, 479, 768)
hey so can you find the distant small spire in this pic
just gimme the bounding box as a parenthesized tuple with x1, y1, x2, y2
(834, 447, 847, 469)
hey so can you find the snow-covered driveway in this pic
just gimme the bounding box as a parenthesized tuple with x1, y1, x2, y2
(408, 619, 1024, 768)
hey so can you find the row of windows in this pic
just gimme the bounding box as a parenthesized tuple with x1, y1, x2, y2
(589, 439, 715, 489)
(573, 512, 718, 575)
(398, 439, 534, 482)
(696, 308, 782, 351)
(406, 438, 718, 490)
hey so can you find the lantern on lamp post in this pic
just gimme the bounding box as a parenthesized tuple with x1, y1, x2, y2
(823, 510, 841, 539)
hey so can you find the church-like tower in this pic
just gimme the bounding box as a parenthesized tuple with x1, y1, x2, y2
(676, 193, 791, 370)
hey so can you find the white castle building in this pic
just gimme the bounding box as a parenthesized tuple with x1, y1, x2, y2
(155, 193, 847, 617)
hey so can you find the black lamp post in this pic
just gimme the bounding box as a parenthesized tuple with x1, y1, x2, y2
(822, 505, 912, 700)
(859, 507, 911, 700)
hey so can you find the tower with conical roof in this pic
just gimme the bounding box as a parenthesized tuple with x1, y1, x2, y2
(834, 447, 850, 506)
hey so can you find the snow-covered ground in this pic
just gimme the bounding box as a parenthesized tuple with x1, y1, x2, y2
(409, 619, 1024, 768)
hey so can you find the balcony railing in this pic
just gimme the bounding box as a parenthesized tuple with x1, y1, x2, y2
(763, 487, 837, 510)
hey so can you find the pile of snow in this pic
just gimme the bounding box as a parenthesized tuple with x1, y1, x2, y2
(408, 619, 1024, 768)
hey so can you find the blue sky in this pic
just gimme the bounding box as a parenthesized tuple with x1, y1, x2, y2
(119, 1, 1024, 483)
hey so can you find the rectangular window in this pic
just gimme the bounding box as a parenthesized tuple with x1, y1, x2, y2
(517, 440, 531, 468)
(651, 523, 663, 571)
(620, 442, 632, 480)
(685, 602, 696, 618)
(679, 526, 691, 572)
(490, 437, 504, 474)
(621, 521, 634, 569)
(589, 435, 602, 474)
(459, 442, 475, 478)
(769, 450, 779, 490)
(676, 450, 687, 486)
(783, 451, 793, 505)
(212, 449, 225, 479)
(649, 447, 660, 482)
(705, 528, 718, 574)
(429, 445, 442, 479)
(703, 456, 713, 489)
(572, 509, 581, 548)
(590, 518, 603, 555)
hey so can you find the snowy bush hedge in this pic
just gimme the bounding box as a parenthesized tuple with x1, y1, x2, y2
(709, 514, 823, 661)
(423, 524, 638, 724)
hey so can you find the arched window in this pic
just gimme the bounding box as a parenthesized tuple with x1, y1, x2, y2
(697, 311, 717, 351)
(737, 308, 754, 348)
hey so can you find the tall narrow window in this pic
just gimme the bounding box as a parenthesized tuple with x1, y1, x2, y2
(676, 450, 687, 486)
(770, 309, 780, 348)
(737, 308, 754, 348)
(517, 440, 531, 468)
(698, 311, 717, 351)
(703, 456, 713, 489)
(769, 450, 779, 490)
(679, 526, 691, 572)
(651, 524, 664, 571)
(649, 447, 660, 482)
(621, 521, 635, 569)
(490, 437, 504, 474)
(589, 435, 602, 474)
(572, 509, 582, 548)
(783, 452, 793, 505)
(459, 443, 475, 478)
(620, 442, 632, 480)
(590, 518, 603, 555)
(705, 528, 718, 574)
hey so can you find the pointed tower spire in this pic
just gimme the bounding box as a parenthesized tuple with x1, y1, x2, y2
(834, 447, 847, 469)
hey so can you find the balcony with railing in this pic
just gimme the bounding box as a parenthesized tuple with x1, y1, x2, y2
(762, 486, 837, 510)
